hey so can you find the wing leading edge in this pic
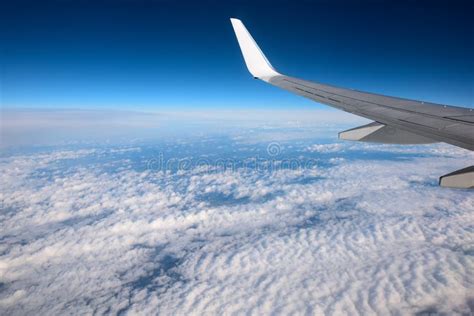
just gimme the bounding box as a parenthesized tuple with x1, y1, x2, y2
(230, 18, 474, 189)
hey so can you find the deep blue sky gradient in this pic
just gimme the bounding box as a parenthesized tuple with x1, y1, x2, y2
(2, 0, 473, 109)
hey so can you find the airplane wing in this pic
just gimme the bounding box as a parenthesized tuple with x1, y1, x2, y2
(230, 18, 474, 189)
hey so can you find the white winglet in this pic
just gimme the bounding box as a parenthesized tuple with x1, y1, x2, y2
(230, 18, 280, 81)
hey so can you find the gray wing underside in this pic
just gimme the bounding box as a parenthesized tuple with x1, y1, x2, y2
(268, 75, 474, 150)
(230, 18, 474, 151)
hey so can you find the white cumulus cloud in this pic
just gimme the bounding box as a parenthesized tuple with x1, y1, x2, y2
(0, 140, 473, 315)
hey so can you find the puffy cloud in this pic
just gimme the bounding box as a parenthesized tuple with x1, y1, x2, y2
(0, 140, 473, 315)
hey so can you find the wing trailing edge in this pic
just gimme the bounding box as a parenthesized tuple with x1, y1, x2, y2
(339, 122, 437, 144)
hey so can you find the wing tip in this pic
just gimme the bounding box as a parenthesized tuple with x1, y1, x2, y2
(229, 18, 242, 28)
(230, 18, 280, 80)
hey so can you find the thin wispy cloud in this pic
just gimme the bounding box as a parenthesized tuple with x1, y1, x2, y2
(1, 109, 366, 148)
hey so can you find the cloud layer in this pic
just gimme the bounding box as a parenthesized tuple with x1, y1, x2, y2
(1, 108, 366, 148)
(0, 138, 473, 315)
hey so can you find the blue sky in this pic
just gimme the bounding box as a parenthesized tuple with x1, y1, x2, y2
(2, 0, 473, 110)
